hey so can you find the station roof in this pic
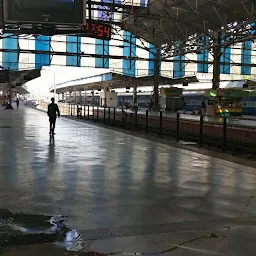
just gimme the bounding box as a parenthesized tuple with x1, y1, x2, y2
(0, 69, 41, 91)
(11, 69, 41, 84)
(50, 72, 199, 93)
(14, 85, 29, 94)
(123, 0, 255, 46)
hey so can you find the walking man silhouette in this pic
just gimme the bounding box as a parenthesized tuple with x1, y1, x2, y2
(47, 98, 60, 135)
(16, 98, 19, 109)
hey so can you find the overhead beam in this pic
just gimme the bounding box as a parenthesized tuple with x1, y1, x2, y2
(0, 47, 256, 68)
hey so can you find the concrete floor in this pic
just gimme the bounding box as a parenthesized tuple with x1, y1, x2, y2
(1, 106, 256, 255)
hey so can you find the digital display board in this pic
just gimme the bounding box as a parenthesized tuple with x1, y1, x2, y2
(80, 21, 111, 41)
(14, 0, 75, 10)
(3, 20, 112, 39)
(3, 0, 86, 26)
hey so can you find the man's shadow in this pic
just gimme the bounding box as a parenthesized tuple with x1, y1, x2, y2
(48, 135, 55, 163)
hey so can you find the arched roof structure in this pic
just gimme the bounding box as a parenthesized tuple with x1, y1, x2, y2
(122, 0, 255, 46)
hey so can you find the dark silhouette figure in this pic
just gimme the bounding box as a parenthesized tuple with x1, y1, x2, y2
(16, 98, 19, 109)
(201, 100, 206, 115)
(47, 98, 60, 135)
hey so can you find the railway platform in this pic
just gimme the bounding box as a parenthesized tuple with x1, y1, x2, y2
(1, 106, 256, 255)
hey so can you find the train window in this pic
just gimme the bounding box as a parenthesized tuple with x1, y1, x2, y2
(248, 102, 252, 107)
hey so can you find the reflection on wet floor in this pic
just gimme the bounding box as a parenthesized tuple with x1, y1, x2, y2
(0, 107, 255, 233)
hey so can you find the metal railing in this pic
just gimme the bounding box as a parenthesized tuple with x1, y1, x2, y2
(68, 104, 256, 153)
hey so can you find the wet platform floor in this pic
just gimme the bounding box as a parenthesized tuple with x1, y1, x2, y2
(0, 107, 256, 242)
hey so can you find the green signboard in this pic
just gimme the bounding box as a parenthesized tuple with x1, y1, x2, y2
(205, 90, 217, 97)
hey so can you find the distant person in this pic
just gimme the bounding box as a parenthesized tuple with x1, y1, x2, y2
(201, 100, 206, 115)
(47, 98, 60, 135)
(192, 106, 199, 115)
(149, 99, 153, 109)
(183, 101, 187, 113)
(16, 98, 19, 109)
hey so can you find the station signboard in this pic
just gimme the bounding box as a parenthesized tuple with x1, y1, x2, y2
(161, 87, 183, 97)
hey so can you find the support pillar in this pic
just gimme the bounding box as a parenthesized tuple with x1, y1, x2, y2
(132, 84, 138, 110)
(92, 89, 95, 106)
(74, 91, 77, 104)
(103, 86, 107, 107)
(5, 75, 14, 110)
(153, 48, 161, 110)
(69, 91, 72, 103)
(79, 90, 82, 104)
(83, 87, 86, 104)
(212, 32, 222, 90)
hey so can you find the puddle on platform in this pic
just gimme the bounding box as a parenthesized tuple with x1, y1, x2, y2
(0, 209, 84, 255)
